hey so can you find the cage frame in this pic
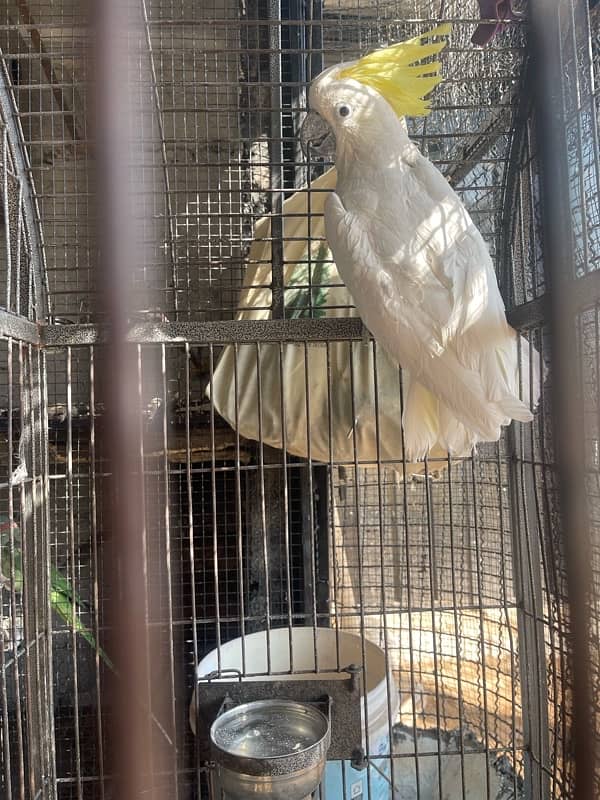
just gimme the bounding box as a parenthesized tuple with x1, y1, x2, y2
(0, 0, 598, 798)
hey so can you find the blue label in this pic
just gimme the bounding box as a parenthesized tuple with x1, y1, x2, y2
(324, 758, 392, 800)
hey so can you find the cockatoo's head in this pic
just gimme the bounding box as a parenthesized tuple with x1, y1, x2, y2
(300, 25, 450, 160)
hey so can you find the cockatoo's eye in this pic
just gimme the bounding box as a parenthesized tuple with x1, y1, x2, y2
(337, 104, 352, 118)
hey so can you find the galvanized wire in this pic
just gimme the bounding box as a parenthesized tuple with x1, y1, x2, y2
(0, 1, 598, 799)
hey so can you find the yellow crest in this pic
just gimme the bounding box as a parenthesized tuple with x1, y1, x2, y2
(337, 24, 451, 118)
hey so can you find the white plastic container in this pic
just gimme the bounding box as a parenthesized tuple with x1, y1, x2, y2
(191, 627, 398, 799)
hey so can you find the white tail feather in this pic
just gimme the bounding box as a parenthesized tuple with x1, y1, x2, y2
(402, 379, 439, 460)
(401, 330, 544, 460)
(437, 403, 478, 456)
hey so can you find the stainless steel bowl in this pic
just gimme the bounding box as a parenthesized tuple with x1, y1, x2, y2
(210, 699, 331, 799)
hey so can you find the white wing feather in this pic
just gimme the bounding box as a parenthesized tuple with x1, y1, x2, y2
(325, 176, 539, 459)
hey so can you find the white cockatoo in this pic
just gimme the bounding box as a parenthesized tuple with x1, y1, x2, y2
(299, 26, 541, 460)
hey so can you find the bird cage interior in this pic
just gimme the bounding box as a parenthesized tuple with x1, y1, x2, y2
(0, 1, 599, 799)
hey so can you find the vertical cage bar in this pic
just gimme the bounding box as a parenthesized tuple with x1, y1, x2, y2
(6, 338, 25, 800)
(88, 346, 106, 800)
(160, 343, 179, 799)
(93, 0, 174, 797)
(371, 342, 397, 794)
(397, 369, 424, 799)
(65, 346, 83, 800)
(275, 341, 294, 644)
(505, 337, 550, 793)
(30, 341, 55, 800)
(18, 339, 54, 800)
(269, 0, 285, 319)
(530, 1, 596, 796)
(307, 0, 324, 81)
(40, 344, 57, 800)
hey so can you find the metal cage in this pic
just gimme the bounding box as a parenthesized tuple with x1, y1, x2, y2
(0, 0, 598, 799)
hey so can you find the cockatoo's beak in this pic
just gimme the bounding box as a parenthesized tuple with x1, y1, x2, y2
(299, 110, 336, 158)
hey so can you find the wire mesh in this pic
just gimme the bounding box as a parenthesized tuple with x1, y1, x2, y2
(0, 0, 598, 799)
(0, 336, 52, 800)
(0, 1, 526, 324)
